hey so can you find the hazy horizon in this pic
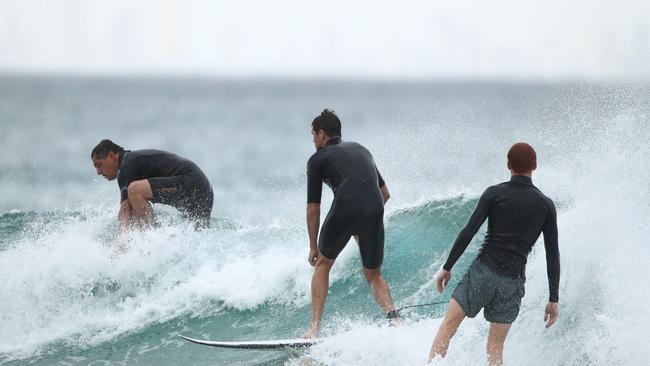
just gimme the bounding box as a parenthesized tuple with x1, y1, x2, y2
(1, 0, 649, 81)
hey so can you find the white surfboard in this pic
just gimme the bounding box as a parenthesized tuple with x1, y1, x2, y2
(180, 335, 321, 349)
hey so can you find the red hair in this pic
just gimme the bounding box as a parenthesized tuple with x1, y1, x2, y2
(507, 143, 537, 173)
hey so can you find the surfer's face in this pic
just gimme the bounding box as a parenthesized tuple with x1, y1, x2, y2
(92, 152, 119, 181)
(312, 129, 328, 149)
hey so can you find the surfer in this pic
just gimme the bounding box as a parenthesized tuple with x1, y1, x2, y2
(428, 143, 560, 365)
(302, 109, 398, 338)
(91, 139, 214, 230)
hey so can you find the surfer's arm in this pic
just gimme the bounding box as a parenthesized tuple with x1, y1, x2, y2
(442, 188, 493, 271)
(543, 199, 560, 303)
(375, 166, 389, 204)
(380, 184, 390, 204)
(306, 155, 323, 205)
(307, 203, 320, 249)
(117, 200, 132, 232)
(306, 203, 320, 265)
(306, 155, 323, 265)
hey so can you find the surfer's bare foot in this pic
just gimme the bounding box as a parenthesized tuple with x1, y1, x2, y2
(302, 326, 319, 339)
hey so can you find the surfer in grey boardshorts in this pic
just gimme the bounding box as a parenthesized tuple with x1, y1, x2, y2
(428, 143, 560, 365)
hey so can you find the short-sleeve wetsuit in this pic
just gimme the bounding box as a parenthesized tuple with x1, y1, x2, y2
(117, 149, 214, 228)
(443, 175, 560, 302)
(307, 137, 386, 269)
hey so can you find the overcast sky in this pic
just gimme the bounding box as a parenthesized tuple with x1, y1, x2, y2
(0, 0, 649, 80)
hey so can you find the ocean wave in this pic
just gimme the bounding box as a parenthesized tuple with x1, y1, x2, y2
(0, 196, 478, 363)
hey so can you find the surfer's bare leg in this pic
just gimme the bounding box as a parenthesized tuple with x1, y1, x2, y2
(428, 298, 466, 361)
(486, 322, 511, 366)
(303, 253, 335, 338)
(362, 267, 397, 315)
(126, 179, 154, 228)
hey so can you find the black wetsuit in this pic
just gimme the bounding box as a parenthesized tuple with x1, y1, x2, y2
(443, 175, 560, 302)
(118, 149, 213, 228)
(307, 137, 386, 269)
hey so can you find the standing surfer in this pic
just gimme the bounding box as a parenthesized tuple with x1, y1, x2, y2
(303, 109, 399, 338)
(428, 143, 560, 365)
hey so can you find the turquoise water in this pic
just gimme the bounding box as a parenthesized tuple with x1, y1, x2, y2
(0, 78, 648, 365)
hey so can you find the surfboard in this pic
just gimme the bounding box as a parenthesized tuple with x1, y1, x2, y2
(180, 335, 321, 349)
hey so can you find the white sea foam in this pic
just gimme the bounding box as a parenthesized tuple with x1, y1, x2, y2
(0, 211, 360, 361)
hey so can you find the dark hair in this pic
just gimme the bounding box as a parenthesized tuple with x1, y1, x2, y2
(91, 139, 124, 159)
(311, 109, 341, 137)
(507, 142, 537, 173)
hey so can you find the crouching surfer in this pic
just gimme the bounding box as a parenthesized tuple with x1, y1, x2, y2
(91, 139, 213, 231)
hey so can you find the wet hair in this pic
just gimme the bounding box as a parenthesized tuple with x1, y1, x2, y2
(91, 139, 124, 159)
(507, 142, 537, 173)
(311, 109, 341, 137)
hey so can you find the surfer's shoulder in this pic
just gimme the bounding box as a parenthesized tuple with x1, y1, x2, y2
(307, 150, 326, 172)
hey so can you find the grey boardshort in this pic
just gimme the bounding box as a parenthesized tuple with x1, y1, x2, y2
(452, 258, 526, 323)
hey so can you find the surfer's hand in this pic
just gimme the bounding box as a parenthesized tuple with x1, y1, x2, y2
(308, 247, 318, 266)
(544, 302, 558, 328)
(435, 269, 451, 293)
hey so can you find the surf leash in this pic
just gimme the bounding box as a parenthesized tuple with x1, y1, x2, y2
(387, 300, 449, 319)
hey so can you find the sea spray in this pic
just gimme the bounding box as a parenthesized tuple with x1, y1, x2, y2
(1, 79, 648, 365)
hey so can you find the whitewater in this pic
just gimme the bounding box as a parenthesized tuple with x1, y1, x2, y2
(0, 78, 648, 365)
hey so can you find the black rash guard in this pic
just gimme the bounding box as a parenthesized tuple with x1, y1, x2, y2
(117, 149, 208, 202)
(443, 175, 560, 302)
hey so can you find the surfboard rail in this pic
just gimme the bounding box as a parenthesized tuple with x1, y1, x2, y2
(179, 335, 321, 349)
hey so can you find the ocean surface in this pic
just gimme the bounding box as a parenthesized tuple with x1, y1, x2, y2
(0, 76, 648, 365)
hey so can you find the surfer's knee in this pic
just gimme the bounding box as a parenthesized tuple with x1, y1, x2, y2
(362, 266, 382, 283)
(127, 180, 152, 201)
(441, 299, 466, 327)
(314, 254, 335, 269)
